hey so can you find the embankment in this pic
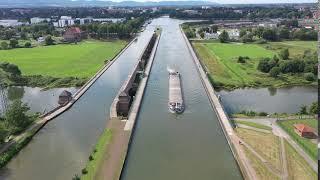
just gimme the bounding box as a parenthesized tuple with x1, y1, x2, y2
(180, 26, 256, 180)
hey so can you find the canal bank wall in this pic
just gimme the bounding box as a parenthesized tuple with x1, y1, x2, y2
(0, 38, 138, 165)
(180, 26, 255, 180)
(97, 30, 161, 180)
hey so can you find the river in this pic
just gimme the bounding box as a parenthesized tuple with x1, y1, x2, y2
(121, 17, 242, 180)
(217, 86, 317, 115)
(0, 25, 154, 180)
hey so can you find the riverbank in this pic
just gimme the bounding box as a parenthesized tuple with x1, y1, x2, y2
(0, 37, 137, 170)
(191, 41, 317, 90)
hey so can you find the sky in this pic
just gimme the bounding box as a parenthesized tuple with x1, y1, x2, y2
(102, 0, 316, 3)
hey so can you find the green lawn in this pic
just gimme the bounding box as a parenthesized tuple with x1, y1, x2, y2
(233, 120, 272, 131)
(0, 40, 126, 78)
(192, 41, 313, 89)
(277, 119, 317, 161)
(260, 41, 317, 58)
(81, 129, 113, 180)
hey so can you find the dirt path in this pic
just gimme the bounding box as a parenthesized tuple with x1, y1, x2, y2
(96, 118, 130, 180)
(279, 137, 288, 180)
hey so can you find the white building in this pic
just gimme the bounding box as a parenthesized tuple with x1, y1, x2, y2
(0, 20, 27, 27)
(30, 17, 51, 24)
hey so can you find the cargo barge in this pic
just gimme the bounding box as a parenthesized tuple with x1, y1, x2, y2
(168, 71, 184, 113)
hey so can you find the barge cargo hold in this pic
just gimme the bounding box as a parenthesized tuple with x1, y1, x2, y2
(168, 71, 184, 113)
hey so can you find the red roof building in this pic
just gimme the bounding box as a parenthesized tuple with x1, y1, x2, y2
(294, 124, 316, 138)
(63, 27, 84, 42)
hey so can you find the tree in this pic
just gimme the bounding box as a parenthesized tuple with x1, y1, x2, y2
(210, 25, 218, 33)
(24, 42, 31, 48)
(9, 39, 18, 48)
(219, 30, 229, 43)
(199, 31, 205, 39)
(262, 28, 278, 41)
(239, 29, 247, 38)
(257, 58, 272, 73)
(279, 28, 290, 39)
(309, 102, 318, 114)
(4, 100, 30, 133)
(269, 67, 281, 77)
(241, 33, 253, 43)
(299, 105, 308, 115)
(0, 41, 8, 50)
(45, 35, 54, 45)
(279, 48, 289, 60)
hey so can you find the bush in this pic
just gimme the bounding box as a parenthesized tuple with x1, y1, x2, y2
(258, 112, 268, 116)
(237, 56, 246, 63)
(24, 42, 31, 48)
(279, 48, 289, 60)
(269, 67, 281, 77)
(89, 155, 94, 161)
(72, 174, 80, 180)
(81, 168, 88, 174)
(279, 60, 305, 74)
(304, 73, 315, 81)
(257, 58, 276, 73)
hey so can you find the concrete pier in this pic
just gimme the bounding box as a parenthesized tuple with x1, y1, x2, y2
(180, 26, 256, 180)
(97, 30, 161, 180)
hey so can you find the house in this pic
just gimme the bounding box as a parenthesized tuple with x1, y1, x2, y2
(294, 124, 316, 138)
(58, 90, 72, 106)
(63, 27, 84, 42)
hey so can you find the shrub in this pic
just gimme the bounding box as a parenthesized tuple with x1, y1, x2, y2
(89, 155, 94, 161)
(269, 67, 281, 77)
(304, 73, 315, 81)
(238, 56, 246, 63)
(72, 174, 80, 180)
(258, 112, 268, 116)
(81, 168, 88, 174)
(279, 48, 289, 60)
(257, 58, 276, 73)
(24, 42, 31, 48)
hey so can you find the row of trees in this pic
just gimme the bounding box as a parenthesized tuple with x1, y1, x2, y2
(257, 50, 317, 80)
(78, 17, 145, 39)
(240, 27, 317, 42)
(170, 7, 312, 20)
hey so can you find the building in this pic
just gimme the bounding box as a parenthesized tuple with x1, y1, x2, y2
(58, 90, 72, 106)
(294, 124, 316, 138)
(63, 27, 84, 42)
(30, 17, 51, 24)
(0, 20, 27, 27)
(37, 37, 45, 44)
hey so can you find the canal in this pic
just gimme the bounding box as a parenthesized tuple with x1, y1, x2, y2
(0, 25, 154, 179)
(121, 17, 242, 180)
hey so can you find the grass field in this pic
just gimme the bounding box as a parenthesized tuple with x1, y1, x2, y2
(0, 40, 126, 78)
(233, 120, 272, 131)
(260, 41, 317, 58)
(236, 128, 282, 171)
(81, 129, 113, 180)
(192, 41, 315, 89)
(284, 140, 317, 180)
(277, 119, 317, 161)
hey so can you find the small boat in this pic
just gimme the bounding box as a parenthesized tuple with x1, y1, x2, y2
(168, 71, 184, 114)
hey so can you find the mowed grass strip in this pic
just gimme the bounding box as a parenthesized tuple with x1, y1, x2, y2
(192, 41, 313, 89)
(0, 40, 126, 78)
(233, 120, 272, 131)
(284, 140, 317, 180)
(81, 129, 113, 180)
(277, 119, 317, 161)
(235, 128, 282, 171)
